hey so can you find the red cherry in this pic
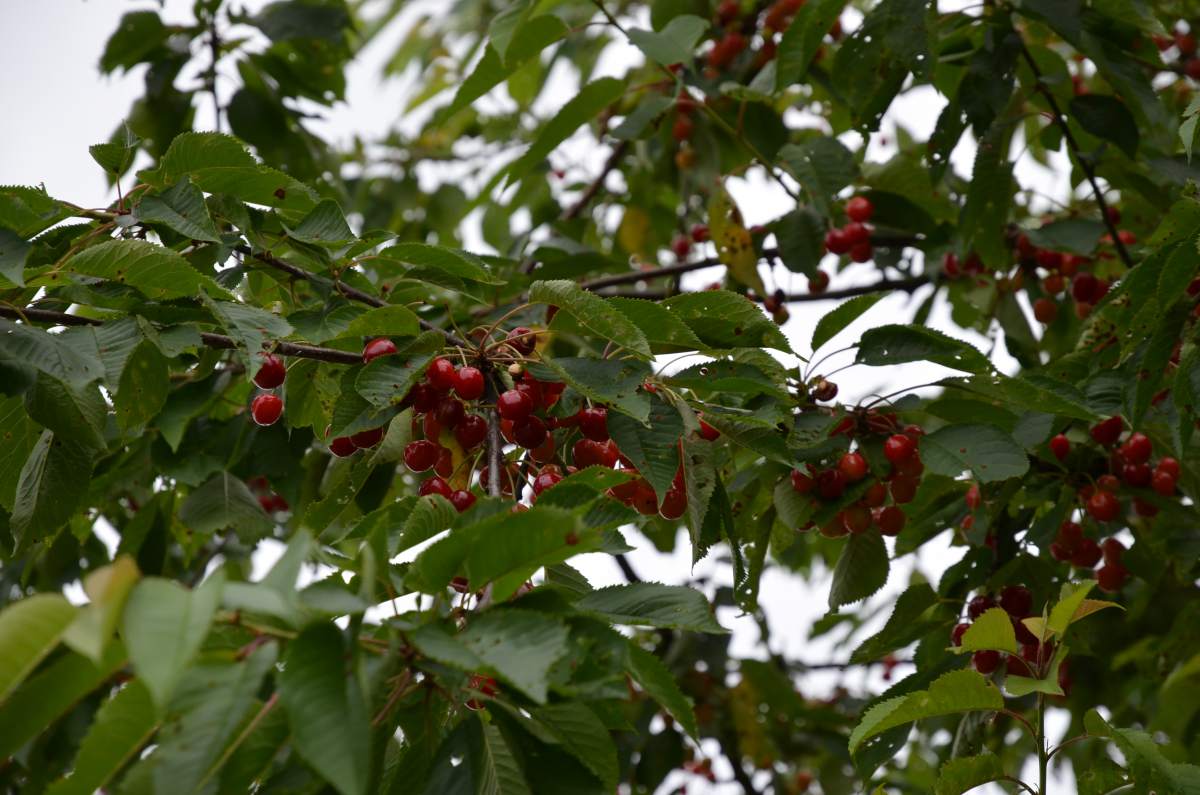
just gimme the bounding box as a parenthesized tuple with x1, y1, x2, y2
(808, 270, 830, 294)
(250, 394, 283, 426)
(1151, 469, 1177, 496)
(350, 425, 385, 449)
(253, 353, 286, 389)
(507, 327, 537, 355)
(427, 357, 457, 390)
(849, 241, 873, 263)
(999, 585, 1033, 618)
(890, 477, 918, 504)
(967, 594, 995, 620)
(671, 234, 691, 258)
(875, 506, 905, 536)
(1096, 563, 1128, 594)
(838, 451, 869, 482)
(434, 446, 453, 477)
(672, 114, 694, 142)
(698, 418, 721, 441)
(419, 476, 452, 498)
(1070, 537, 1102, 568)
(1058, 520, 1083, 549)
(1156, 457, 1181, 479)
(1033, 298, 1058, 324)
(823, 229, 851, 255)
(1049, 434, 1070, 461)
(1071, 272, 1098, 303)
(1121, 463, 1152, 488)
(454, 366, 485, 400)
(790, 469, 814, 494)
(513, 416, 548, 449)
(943, 253, 961, 278)
(1086, 490, 1120, 522)
(690, 223, 710, 242)
(450, 490, 477, 513)
(1122, 432, 1152, 464)
(404, 440, 440, 472)
(579, 407, 609, 441)
(496, 389, 534, 421)
(864, 481, 888, 507)
(965, 483, 981, 510)
(846, 196, 873, 223)
(258, 494, 275, 513)
(1036, 249, 1063, 270)
(409, 383, 440, 414)
(817, 469, 845, 499)
(842, 222, 870, 246)
(1089, 416, 1123, 446)
(659, 488, 688, 520)
(951, 622, 970, 647)
(842, 504, 872, 534)
(329, 436, 357, 457)
(883, 434, 916, 464)
(1097, 474, 1120, 492)
(1101, 538, 1125, 565)
(533, 470, 563, 495)
(455, 415, 488, 449)
(362, 337, 398, 363)
(972, 650, 1001, 674)
(435, 397, 465, 429)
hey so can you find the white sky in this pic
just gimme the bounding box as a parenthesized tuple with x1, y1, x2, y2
(1, 1, 1082, 791)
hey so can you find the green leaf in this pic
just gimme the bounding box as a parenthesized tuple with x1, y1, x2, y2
(812, 294, 886, 353)
(90, 122, 140, 175)
(532, 357, 651, 423)
(440, 17, 568, 120)
(0, 185, 74, 238)
(45, 680, 158, 795)
(626, 639, 698, 738)
(850, 583, 940, 664)
(100, 11, 167, 73)
(605, 297, 704, 349)
(1024, 218, 1106, 255)
(532, 702, 619, 789)
(1047, 579, 1095, 636)
(0, 593, 77, 703)
(575, 583, 725, 633)
(135, 178, 221, 242)
(150, 643, 279, 795)
(62, 556, 140, 663)
(954, 607, 1018, 654)
(25, 372, 106, 452)
(0, 395, 40, 511)
(920, 424, 1029, 483)
(115, 340, 169, 431)
(778, 138, 858, 217)
(829, 530, 890, 610)
(278, 624, 371, 795)
(660, 290, 791, 352)
(960, 119, 1015, 268)
(288, 199, 355, 245)
(776, 0, 846, 89)
(607, 397, 682, 499)
(506, 78, 625, 185)
(355, 350, 438, 408)
(469, 718, 533, 795)
(848, 669, 1004, 757)
(856, 324, 991, 373)
(612, 94, 674, 140)
(0, 227, 30, 286)
(461, 610, 569, 703)
(203, 297, 294, 367)
(667, 360, 787, 400)
(934, 753, 1006, 795)
(0, 318, 107, 388)
(1070, 94, 1139, 158)
(122, 574, 223, 708)
(64, 239, 221, 299)
(626, 15, 709, 66)
(773, 206, 826, 277)
(339, 304, 421, 339)
(10, 431, 94, 547)
(533, 280, 651, 356)
(179, 472, 274, 538)
(1085, 711, 1200, 793)
(0, 644, 127, 759)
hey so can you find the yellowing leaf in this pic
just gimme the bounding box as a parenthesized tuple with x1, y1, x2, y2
(708, 183, 765, 295)
(1070, 598, 1123, 623)
(617, 206, 651, 258)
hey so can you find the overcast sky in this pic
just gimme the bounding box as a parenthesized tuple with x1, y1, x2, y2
(1, 2, 1081, 791)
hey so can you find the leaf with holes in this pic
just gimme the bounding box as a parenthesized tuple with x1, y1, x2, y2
(533, 280, 650, 356)
(919, 424, 1029, 483)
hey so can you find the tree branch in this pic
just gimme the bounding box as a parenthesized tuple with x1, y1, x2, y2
(599, 275, 932, 303)
(563, 139, 630, 222)
(0, 305, 364, 365)
(1018, 44, 1134, 269)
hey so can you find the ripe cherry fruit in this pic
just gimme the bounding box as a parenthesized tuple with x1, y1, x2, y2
(250, 394, 283, 426)
(883, 434, 916, 464)
(455, 415, 488, 449)
(404, 440, 440, 472)
(454, 366, 485, 400)
(427, 357, 457, 391)
(790, 469, 814, 493)
(1049, 434, 1070, 461)
(838, 451, 869, 482)
(875, 505, 905, 536)
(350, 426, 385, 449)
(1086, 489, 1120, 522)
(496, 389, 534, 421)
(846, 196, 873, 223)
(253, 353, 286, 389)
(579, 407, 609, 441)
(419, 476, 453, 498)
(329, 436, 357, 458)
(450, 490, 476, 513)
(362, 337, 397, 364)
(1089, 416, 1123, 446)
(972, 649, 1001, 674)
(1121, 432, 1152, 465)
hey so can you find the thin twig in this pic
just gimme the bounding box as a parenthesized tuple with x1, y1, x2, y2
(600, 275, 932, 303)
(1018, 44, 1133, 269)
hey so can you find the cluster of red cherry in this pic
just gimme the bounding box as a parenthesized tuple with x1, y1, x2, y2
(1154, 24, 1200, 80)
(246, 475, 288, 516)
(951, 586, 1072, 694)
(248, 352, 286, 427)
(324, 338, 399, 454)
(1048, 522, 1129, 594)
(1017, 225, 1132, 324)
(463, 673, 498, 711)
(792, 414, 924, 537)
(821, 196, 876, 266)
